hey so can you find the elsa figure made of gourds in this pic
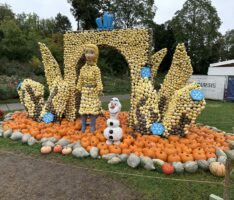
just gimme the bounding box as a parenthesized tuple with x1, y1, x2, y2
(77, 44, 103, 133)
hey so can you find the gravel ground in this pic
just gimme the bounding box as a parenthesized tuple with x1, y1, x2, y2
(0, 151, 140, 200)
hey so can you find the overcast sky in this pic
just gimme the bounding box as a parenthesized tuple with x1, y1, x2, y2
(1, 0, 233, 34)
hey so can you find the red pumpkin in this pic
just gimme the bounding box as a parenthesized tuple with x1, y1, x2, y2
(53, 144, 63, 153)
(162, 163, 174, 175)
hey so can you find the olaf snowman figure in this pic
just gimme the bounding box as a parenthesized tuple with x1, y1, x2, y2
(104, 97, 123, 145)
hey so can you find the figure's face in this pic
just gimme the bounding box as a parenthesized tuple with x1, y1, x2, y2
(84, 47, 96, 64)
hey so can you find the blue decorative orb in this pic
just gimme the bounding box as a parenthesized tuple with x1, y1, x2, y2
(150, 123, 165, 135)
(190, 89, 205, 101)
(42, 112, 55, 124)
(141, 66, 151, 78)
(16, 81, 23, 91)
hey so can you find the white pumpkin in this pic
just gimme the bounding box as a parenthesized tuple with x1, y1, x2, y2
(41, 146, 52, 154)
(62, 147, 72, 155)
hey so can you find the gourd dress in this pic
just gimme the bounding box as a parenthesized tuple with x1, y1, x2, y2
(77, 64, 103, 115)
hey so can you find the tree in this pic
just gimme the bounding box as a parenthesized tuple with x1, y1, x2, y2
(151, 23, 176, 72)
(67, 0, 100, 30)
(0, 3, 14, 22)
(224, 29, 234, 60)
(168, 0, 221, 74)
(112, 0, 156, 28)
(0, 19, 33, 61)
(68, 0, 156, 30)
(54, 13, 72, 33)
(16, 13, 40, 32)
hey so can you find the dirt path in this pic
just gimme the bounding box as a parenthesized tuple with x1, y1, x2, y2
(0, 151, 140, 200)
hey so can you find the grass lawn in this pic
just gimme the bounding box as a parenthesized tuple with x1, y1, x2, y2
(0, 99, 20, 104)
(0, 99, 234, 199)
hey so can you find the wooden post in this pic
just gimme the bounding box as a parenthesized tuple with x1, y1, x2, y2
(223, 158, 231, 200)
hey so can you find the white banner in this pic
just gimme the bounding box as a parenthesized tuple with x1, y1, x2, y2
(188, 75, 226, 100)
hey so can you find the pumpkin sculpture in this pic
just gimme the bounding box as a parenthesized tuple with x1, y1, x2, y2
(209, 162, 225, 177)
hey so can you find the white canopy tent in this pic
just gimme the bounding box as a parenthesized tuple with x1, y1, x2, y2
(208, 59, 234, 76)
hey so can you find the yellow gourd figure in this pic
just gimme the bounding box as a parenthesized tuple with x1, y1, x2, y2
(77, 44, 103, 132)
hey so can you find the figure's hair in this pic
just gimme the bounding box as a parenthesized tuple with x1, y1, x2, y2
(85, 44, 99, 63)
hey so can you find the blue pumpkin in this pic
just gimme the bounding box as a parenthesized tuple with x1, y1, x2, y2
(190, 89, 205, 101)
(42, 112, 55, 124)
(141, 66, 151, 78)
(150, 123, 165, 135)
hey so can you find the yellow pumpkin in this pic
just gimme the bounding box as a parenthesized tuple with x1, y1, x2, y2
(209, 162, 225, 177)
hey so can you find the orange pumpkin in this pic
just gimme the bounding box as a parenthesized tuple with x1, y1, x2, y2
(193, 152, 207, 160)
(181, 153, 194, 162)
(156, 151, 167, 162)
(143, 148, 155, 158)
(100, 148, 109, 156)
(167, 154, 181, 163)
(165, 147, 177, 155)
(206, 152, 216, 159)
(168, 135, 180, 142)
(120, 142, 129, 149)
(193, 147, 205, 154)
(204, 146, 215, 153)
(97, 142, 108, 149)
(110, 146, 122, 154)
(81, 138, 91, 148)
(90, 136, 99, 146)
(122, 148, 131, 154)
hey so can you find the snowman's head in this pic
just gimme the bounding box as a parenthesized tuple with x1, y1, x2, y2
(108, 97, 121, 114)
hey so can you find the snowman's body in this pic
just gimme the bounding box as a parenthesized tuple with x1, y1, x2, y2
(104, 98, 123, 145)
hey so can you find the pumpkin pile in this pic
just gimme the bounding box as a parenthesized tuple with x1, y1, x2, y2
(3, 111, 234, 164)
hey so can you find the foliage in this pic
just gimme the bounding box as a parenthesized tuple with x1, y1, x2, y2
(151, 23, 176, 72)
(0, 19, 35, 61)
(224, 29, 234, 60)
(68, 0, 156, 29)
(0, 3, 14, 21)
(54, 13, 72, 33)
(168, 0, 222, 74)
(98, 47, 128, 76)
(68, 0, 100, 30)
(0, 4, 67, 81)
(111, 0, 156, 28)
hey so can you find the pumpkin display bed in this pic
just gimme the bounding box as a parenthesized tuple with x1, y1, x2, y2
(1, 111, 234, 175)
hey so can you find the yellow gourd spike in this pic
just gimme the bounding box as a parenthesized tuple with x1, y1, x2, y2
(38, 42, 63, 91)
(150, 48, 167, 84)
(162, 83, 206, 137)
(158, 43, 193, 118)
